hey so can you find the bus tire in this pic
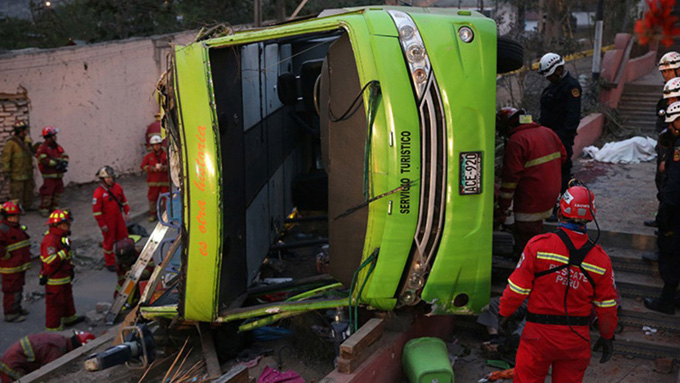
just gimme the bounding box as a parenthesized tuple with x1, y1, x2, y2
(497, 36, 524, 74)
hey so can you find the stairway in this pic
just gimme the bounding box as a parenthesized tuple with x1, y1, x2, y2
(618, 82, 662, 135)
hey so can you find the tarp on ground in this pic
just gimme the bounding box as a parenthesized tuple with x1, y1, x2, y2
(582, 136, 657, 164)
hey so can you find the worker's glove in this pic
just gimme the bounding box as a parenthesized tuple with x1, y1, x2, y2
(101, 225, 108, 233)
(498, 315, 511, 336)
(39, 274, 47, 286)
(593, 336, 614, 363)
(54, 160, 68, 172)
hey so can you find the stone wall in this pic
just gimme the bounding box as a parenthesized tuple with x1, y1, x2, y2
(0, 90, 30, 201)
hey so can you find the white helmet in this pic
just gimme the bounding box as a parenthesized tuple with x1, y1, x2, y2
(664, 77, 680, 99)
(665, 101, 680, 123)
(149, 135, 162, 145)
(538, 52, 565, 77)
(659, 51, 680, 71)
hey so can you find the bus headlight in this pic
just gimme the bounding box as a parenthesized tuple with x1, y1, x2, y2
(388, 10, 432, 101)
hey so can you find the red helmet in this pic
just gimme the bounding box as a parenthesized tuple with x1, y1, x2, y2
(74, 330, 95, 345)
(47, 209, 71, 225)
(42, 125, 58, 138)
(496, 107, 526, 132)
(559, 186, 596, 221)
(1, 201, 21, 216)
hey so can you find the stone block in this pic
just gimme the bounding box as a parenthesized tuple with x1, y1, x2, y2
(96, 301, 111, 313)
(85, 309, 104, 327)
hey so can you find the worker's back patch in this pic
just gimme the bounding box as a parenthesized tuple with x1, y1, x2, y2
(571, 88, 580, 98)
(674, 146, 680, 161)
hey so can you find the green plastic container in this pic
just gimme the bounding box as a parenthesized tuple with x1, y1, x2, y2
(402, 337, 454, 383)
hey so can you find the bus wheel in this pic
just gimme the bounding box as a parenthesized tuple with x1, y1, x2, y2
(497, 36, 524, 74)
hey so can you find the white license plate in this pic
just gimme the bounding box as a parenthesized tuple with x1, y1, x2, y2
(459, 151, 482, 195)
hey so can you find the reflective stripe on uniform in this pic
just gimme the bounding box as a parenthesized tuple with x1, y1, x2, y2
(19, 336, 35, 362)
(524, 151, 562, 168)
(514, 208, 554, 222)
(57, 249, 69, 260)
(499, 192, 514, 199)
(500, 182, 518, 189)
(62, 314, 79, 325)
(592, 299, 617, 308)
(41, 253, 58, 264)
(582, 262, 606, 275)
(45, 325, 63, 331)
(47, 276, 71, 285)
(0, 262, 31, 274)
(508, 279, 531, 295)
(6, 240, 30, 251)
(536, 251, 569, 264)
(93, 212, 102, 216)
(42, 173, 63, 179)
(147, 182, 169, 187)
(0, 360, 22, 379)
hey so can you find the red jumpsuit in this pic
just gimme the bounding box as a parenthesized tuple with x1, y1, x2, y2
(498, 122, 566, 252)
(40, 226, 78, 331)
(0, 332, 74, 382)
(140, 149, 169, 217)
(36, 141, 68, 216)
(0, 220, 31, 319)
(92, 183, 130, 267)
(499, 228, 618, 383)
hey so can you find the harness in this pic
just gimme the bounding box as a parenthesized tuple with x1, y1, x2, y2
(527, 229, 596, 326)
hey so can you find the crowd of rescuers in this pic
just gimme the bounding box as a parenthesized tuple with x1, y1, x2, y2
(0, 115, 167, 332)
(490, 51, 619, 383)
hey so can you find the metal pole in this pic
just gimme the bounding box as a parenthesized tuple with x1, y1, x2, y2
(592, 0, 604, 80)
(254, 0, 262, 26)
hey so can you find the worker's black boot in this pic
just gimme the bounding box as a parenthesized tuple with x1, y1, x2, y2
(644, 298, 676, 315)
(643, 219, 658, 227)
(64, 315, 86, 327)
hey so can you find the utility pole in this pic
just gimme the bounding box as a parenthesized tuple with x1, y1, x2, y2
(592, 0, 604, 80)
(537, 0, 545, 34)
(254, 0, 262, 26)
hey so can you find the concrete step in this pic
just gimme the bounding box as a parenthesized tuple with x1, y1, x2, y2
(623, 83, 663, 93)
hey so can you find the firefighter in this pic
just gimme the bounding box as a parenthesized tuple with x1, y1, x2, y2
(36, 126, 68, 218)
(145, 112, 165, 149)
(0, 331, 94, 382)
(141, 135, 169, 222)
(538, 52, 582, 194)
(40, 209, 83, 331)
(644, 101, 680, 315)
(495, 108, 566, 256)
(0, 201, 31, 323)
(499, 185, 618, 382)
(92, 166, 130, 272)
(113, 238, 153, 300)
(1, 121, 35, 210)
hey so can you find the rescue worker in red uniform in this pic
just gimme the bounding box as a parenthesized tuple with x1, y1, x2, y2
(140, 135, 169, 222)
(0, 331, 94, 382)
(40, 209, 83, 331)
(145, 113, 166, 149)
(495, 108, 567, 256)
(499, 185, 618, 383)
(0, 202, 31, 323)
(36, 126, 68, 218)
(92, 166, 130, 271)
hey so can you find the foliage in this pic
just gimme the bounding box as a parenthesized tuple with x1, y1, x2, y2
(635, 0, 680, 47)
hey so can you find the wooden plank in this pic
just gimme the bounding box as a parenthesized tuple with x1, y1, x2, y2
(214, 364, 249, 383)
(336, 337, 381, 374)
(339, 318, 383, 360)
(21, 329, 118, 382)
(198, 323, 222, 379)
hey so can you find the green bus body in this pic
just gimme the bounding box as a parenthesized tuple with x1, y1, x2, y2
(166, 6, 495, 322)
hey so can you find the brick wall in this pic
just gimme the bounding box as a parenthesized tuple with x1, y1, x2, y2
(0, 91, 30, 201)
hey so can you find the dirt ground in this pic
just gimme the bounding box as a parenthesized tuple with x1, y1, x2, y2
(0, 173, 156, 352)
